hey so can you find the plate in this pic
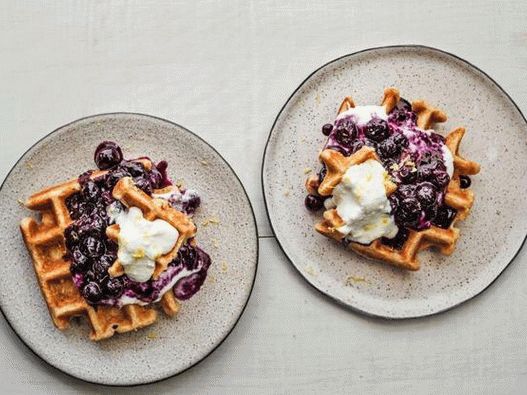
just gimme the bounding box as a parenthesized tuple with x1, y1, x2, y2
(0, 113, 258, 385)
(262, 45, 527, 318)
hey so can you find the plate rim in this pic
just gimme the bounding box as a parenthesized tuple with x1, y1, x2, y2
(0, 112, 259, 387)
(261, 44, 527, 320)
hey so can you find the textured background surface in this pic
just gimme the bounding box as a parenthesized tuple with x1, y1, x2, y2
(0, 0, 526, 393)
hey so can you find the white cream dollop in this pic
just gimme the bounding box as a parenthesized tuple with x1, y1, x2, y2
(109, 206, 179, 282)
(328, 159, 398, 245)
(441, 145, 454, 178)
(336, 105, 388, 125)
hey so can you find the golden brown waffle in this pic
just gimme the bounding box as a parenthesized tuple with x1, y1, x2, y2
(307, 87, 480, 271)
(20, 165, 190, 340)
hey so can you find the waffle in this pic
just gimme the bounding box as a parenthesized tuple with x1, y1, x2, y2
(20, 164, 192, 340)
(308, 87, 480, 271)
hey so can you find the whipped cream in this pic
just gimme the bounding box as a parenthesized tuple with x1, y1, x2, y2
(441, 145, 454, 178)
(326, 159, 398, 244)
(109, 206, 179, 282)
(336, 105, 387, 125)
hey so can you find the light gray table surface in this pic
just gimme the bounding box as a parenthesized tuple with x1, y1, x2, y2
(1, 1, 526, 394)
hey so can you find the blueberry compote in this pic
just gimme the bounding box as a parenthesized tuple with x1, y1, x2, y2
(64, 142, 211, 306)
(308, 99, 459, 248)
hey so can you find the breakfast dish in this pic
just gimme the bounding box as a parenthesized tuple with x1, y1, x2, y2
(20, 141, 211, 340)
(305, 88, 480, 270)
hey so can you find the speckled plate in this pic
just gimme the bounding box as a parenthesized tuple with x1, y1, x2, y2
(262, 45, 527, 318)
(0, 113, 258, 385)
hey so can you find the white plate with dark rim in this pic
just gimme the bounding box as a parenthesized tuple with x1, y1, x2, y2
(262, 45, 527, 319)
(0, 113, 258, 386)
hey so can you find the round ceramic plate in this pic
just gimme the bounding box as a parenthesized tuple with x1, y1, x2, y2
(0, 113, 258, 385)
(262, 45, 527, 319)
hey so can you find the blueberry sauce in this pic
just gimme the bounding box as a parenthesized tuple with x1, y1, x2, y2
(64, 142, 211, 306)
(306, 98, 467, 249)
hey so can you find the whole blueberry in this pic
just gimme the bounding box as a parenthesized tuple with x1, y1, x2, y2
(378, 138, 399, 159)
(305, 194, 324, 211)
(94, 141, 123, 170)
(432, 206, 457, 229)
(333, 126, 355, 148)
(70, 248, 90, 273)
(459, 175, 471, 189)
(416, 182, 437, 208)
(83, 282, 102, 303)
(133, 176, 152, 195)
(64, 226, 80, 249)
(431, 170, 450, 189)
(82, 236, 106, 258)
(105, 170, 128, 190)
(81, 181, 101, 202)
(396, 197, 422, 227)
(396, 184, 415, 199)
(148, 167, 163, 189)
(364, 119, 389, 142)
(322, 123, 333, 136)
(318, 165, 327, 183)
(103, 277, 124, 297)
(176, 244, 198, 271)
(392, 133, 409, 148)
(398, 166, 418, 184)
(119, 161, 145, 177)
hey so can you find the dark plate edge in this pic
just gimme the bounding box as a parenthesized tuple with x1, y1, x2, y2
(261, 44, 527, 320)
(0, 112, 260, 387)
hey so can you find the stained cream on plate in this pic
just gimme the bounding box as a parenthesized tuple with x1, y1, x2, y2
(108, 205, 178, 282)
(336, 105, 388, 125)
(326, 159, 398, 244)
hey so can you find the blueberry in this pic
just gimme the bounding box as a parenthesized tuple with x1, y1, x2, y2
(459, 175, 471, 189)
(78, 170, 93, 185)
(378, 138, 400, 159)
(173, 272, 206, 300)
(81, 181, 101, 202)
(381, 227, 409, 250)
(417, 164, 434, 181)
(396, 184, 415, 199)
(182, 192, 201, 215)
(66, 193, 83, 220)
(392, 133, 409, 148)
(82, 236, 106, 258)
(129, 280, 154, 298)
(322, 123, 333, 136)
(148, 167, 163, 189)
(175, 244, 198, 271)
(318, 165, 327, 183)
(94, 141, 123, 170)
(133, 176, 152, 195)
(395, 197, 422, 227)
(83, 282, 102, 303)
(391, 99, 416, 123)
(432, 206, 457, 229)
(333, 126, 355, 147)
(431, 170, 450, 189)
(103, 277, 124, 297)
(70, 248, 90, 272)
(305, 194, 324, 211)
(364, 119, 389, 142)
(416, 182, 437, 208)
(119, 161, 145, 177)
(64, 226, 80, 249)
(155, 161, 171, 187)
(398, 166, 418, 184)
(395, 98, 412, 112)
(105, 170, 128, 190)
